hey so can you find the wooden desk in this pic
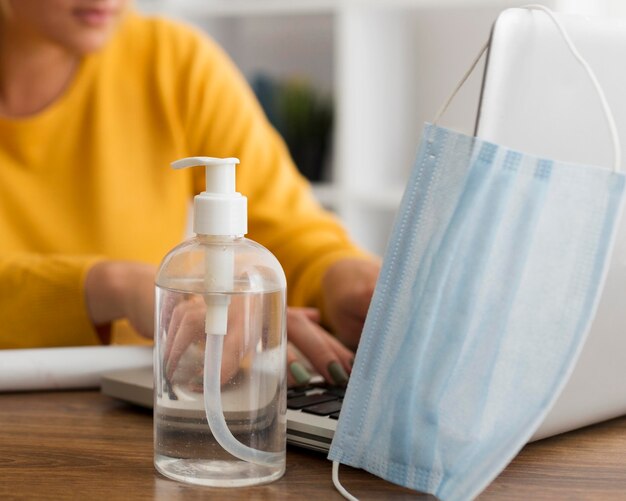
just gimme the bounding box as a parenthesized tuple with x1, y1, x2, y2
(1, 391, 625, 500)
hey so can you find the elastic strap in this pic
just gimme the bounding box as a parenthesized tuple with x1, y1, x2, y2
(433, 4, 621, 173)
(332, 461, 359, 501)
(432, 39, 489, 128)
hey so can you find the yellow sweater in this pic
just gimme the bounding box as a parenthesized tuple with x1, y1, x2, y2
(0, 13, 364, 349)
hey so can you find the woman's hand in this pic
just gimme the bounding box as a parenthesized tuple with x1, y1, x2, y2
(84, 260, 365, 387)
(320, 257, 381, 350)
(163, 295, 254, 388)
(84, 261, 156, 342)
(286, 307, 354, 387)
(162, 301, 356, 389)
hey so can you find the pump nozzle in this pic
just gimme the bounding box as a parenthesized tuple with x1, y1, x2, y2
(172, 156, 238, 193)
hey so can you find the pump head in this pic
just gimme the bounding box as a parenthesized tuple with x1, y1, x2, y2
(171, 156, 247, 236)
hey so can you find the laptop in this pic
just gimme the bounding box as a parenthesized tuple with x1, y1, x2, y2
(102, 8, 626, 450)
(476, 8, 626, 441)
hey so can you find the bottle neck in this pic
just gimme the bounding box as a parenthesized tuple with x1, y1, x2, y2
(197, 234, 244, 243)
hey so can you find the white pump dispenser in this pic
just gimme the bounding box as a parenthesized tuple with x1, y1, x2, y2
(155, 157, 287, 487)
(171, 156, 247, 237)
(171, 157, 245, 339)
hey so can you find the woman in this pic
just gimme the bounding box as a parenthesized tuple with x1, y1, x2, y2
(0, 0, 380, 386)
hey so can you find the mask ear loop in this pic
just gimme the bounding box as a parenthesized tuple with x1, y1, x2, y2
(332, 461, 359, 501)
(433, 4, 621, 173)
(432, 39, 489, 127)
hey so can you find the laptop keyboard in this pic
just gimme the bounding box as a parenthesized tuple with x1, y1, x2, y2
(287, 384, 345, 420)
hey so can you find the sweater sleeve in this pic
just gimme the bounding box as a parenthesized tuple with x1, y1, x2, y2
(0, 254, 103, 348)
(173, 26, 370, 308)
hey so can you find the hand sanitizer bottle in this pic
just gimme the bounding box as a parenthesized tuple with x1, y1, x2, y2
(154, 157, 287, 487)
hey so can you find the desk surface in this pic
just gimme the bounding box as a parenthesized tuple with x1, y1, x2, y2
(1, 391, 626, 500)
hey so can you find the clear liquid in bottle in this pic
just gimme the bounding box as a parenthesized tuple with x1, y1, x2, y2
(154, 286, 286, 487)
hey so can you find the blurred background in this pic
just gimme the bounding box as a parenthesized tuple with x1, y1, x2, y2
(136, 0, 625, 256)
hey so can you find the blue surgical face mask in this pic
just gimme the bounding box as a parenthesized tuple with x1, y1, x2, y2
(328, 6, 625, 501)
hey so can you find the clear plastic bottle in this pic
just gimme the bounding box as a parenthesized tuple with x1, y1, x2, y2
(154, 157, 287, 487)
